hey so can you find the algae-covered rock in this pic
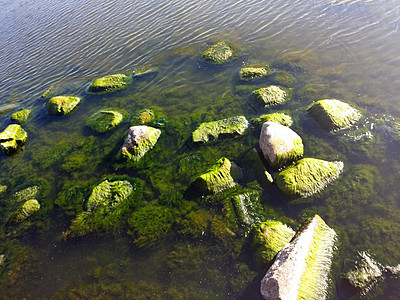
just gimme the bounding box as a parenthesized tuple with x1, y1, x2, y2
(190, 157, 237, 195)
(276, 158, 344, 198)
(239, 66, 272, 81)
(10, 109, 31, 124)
(268, 71, 296, 87)
(0, 185, 6, 196)
(0, 124, 28, 155)
(192, 116, 249, 143)
(86, 110, 124, 133)
(130, 107, 167, 128)
(308, 99, 362, 131)
(200, 41, 235, 64)
(259, 122, 304, 170)
(252, 85, 290, 108)
(261, 215, 337, 300)
(87, 73, 133, 94)
(132, 66, 159, 78)
(252, 113, 293, 128)
(345, 251, 382, 295)
(9, 199, 40, 224)
(120, 125, 161, 162)
(10, 186, 39, 203)
(46, 96, 81, 116)
(252, 221, 295, 269)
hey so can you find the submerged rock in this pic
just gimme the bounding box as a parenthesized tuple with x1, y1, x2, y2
(276, 158, 343, 198)
(261, 215, 337, 300)
(9, 199, 40, 224)
(131, 107, 167, 128)
(307, 99, 362, 131)
(192, 116, 249, 143)
(10, 109, 31, 124)
(86, 110, 124, 133)
(132, 66, 159, 78)
(259, 122, 304, 170)
(239, 66, 272, 81)
(252, 221, 295, 269)
(0, 185, 6, 196)
(87, 73, 133, 94)
(121, 125, 161, 162)
(252, 113, 293, 128)
(252, 85, 290, 108)
(190, 157, 237, 195)
(0, 124, 28, 155)
(345, 251, 382, 295)
(200, 41, 235, 64)
(11, 186, 39, 203)
(46, 96, 81, 116)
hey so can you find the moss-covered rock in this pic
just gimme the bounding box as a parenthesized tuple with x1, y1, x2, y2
(268, 71, 296, 87)
(120, 125, 161, 162)
(46, 96, 81, 116)
(132, 66, 159, 78)
(192, 116, 249, 143)
(252, 221, 295, 269)
(252, 85, 290, 107)
(239, 66, 272, 81)
(10, 109, 31, 124)
(345, 251, 382, 296)
(261, 215, 337, 300)
(200, 41, 235, 64)
(190, 157, 237, 195)
(87, 74, 133, 94)
(9, 199, 40, 224)
(259, 122, 304, 170)
(276, 158, 344, 198)
(307, 99, 362, 131)
(252, 113, 293, 128)
(10, 186, 39, 203)
(0, 185, 6, 196)
(0, 124, 28, 155)
(130, 107, 167, 128)
(86, 110, 125, 133)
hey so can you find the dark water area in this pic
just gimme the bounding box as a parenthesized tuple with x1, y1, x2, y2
(1, 0, 400, 299)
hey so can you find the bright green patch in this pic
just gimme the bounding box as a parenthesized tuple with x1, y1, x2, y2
(46, 96, 81, 116)
(86, 109, 125, 133)
(200, 41, 235, 64)
(10, 109, 31, 124)
(276, 158, 344, 198)
(130, 107, 167, 128)
(0, 124, 28, 155)
(0, 185, 6, 196)
(87, 74, 133, 94)
(239, 66, 272, 81)
(252, 85, 290, 107)
(192, 116, 249, 143)
(252, 113, 293, 128)
(9, 199, 40, 224)
(307, 99, 362, 131)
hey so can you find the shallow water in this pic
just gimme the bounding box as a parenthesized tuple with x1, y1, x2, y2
(1, 0, 400, 299)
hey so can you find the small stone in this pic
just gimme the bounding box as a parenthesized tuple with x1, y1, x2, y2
(0, 124, 28, 155)
(86, 110, 124, 133)
(46, 96, 81, 116)
(9, 199, 40, 224)
(87, 74, 133, 94)
(200, 41, 235, 64)
(10, 109, 31, 124)
(252, 85, 290, 107)
(239, 66, 272, 81)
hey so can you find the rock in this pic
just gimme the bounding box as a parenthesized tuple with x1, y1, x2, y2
(10, 109, 31, 124)
(87, 73, 133, 94)
(86, 110, 124, 133)
(259, 122, 304, 169)
(46, 96, 81, 116)
(132, 66, 159, 78)
(86, 180, 134, 212)
(190, 157, 237, 195)
(261, 215, 337, 300)
(307, 99, 362, 131)
(9, 199, 40, 224)
(0, 185, 6, 196)
(0, 254, 5, 265)
(345, 251, 382, 295)
(276, 158, 344, 198)
(252, 221, 295, 269)
(239, 66, 272, 81)
(0, 124, 28, 155)
(252, 85, 290, 108)
(268, 71, 296, 87)
(200, 41, 235, 64)
(131, 107, 167, 128)
(11, 186, 39, 203)
(41, 85, 56, 98)
(386, 264, 400, 277)
(252, 113, 293, 128)
(192, 116, 249, 143)
(121, 125, 161, 162)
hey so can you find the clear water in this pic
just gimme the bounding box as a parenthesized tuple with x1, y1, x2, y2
(1, 0, 400, 299)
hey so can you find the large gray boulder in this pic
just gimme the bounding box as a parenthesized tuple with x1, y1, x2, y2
(259, 122, 304, 169)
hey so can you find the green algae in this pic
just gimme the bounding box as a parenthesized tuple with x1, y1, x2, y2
(87, 74, 133, 94)
(200, 41, 235, 64)
(307, 99, 362, 131)
(252, 85, 291, 107)
(239, 66, 272, 81)
(132, 66, 159, 78)
(86, 109, 126, 133)
(55, 185, 87, 217)
(0, 124, 28, 155)
(9, 199, 40, 224)
(276, 158, 344, 198)
(130, 107, 167, 128)
(251, 112, 293, 128)
(192, 115, 249, 143)
(0, 185, 6, 196)
(268, 71, 296, 87)
(252, 220, 295, 269)
(10, 109, 31, 124)
(46, 96, 81, 116)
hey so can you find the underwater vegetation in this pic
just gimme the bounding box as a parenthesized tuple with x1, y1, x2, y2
(87, 74, 133, 94)
(46, 96, 81, 116)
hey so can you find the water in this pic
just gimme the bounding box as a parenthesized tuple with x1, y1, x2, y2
(1, 0, 400, 299)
